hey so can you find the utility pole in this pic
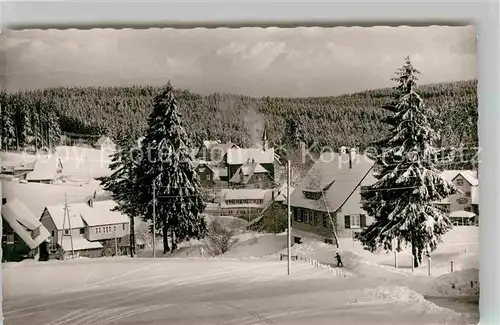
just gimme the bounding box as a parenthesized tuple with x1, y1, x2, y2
(287, 159, 291, 275)
(62, 193, 75, 259)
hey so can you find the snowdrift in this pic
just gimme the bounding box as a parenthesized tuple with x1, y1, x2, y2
(424, 269, 479, 297)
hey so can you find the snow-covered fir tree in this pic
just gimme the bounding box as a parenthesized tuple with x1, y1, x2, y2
(358, 57, 458, 268)
(135, 82, 207, 254)
(101, 133, 142, 257)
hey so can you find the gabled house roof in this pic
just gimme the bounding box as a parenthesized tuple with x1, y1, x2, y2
(202, 140, 221, 149)
(44, 200, 129, 230)
(441, 170, 478, 186)
(290, 152, 375, 213)
(26, 156, 63, 182)
(226, 148, 275, 165)
(2, 198, 50, 250)
(275, 183, 295, 202)
(229, 161, 270, 184)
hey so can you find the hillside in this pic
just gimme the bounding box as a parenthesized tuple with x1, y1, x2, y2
(0, 80, 477, 153)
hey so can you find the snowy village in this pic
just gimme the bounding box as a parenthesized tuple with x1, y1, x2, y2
(1, 26, 479, 325)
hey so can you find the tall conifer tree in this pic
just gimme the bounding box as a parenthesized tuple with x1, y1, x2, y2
(135, 82, 207, 254)
(358, 57, 458, 267)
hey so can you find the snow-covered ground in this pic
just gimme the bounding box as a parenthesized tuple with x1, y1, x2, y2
(3, 256, 477, 325)
(1, 145, 113, 179)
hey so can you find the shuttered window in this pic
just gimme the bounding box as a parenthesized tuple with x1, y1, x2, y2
(345, 215, 351, 229)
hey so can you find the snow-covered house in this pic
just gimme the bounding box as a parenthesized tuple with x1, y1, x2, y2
(194, 161, 217, 187)
(94, 136, 116, 152)
(218, 188, 273, 221)
(229, 159, 274, 189)
(225, 146, 275, 184)
(195, 140, 219, 160)
(289, 149, 376, 244)
(2, 198, 51, 262)
(40, 199, 129, 258)
(434, 170, 479, 225)
(25, 156, 63, 184)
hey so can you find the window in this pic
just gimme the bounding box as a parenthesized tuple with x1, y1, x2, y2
(297, 209, 303, 222)
(51, 230, 55, 237)
(64, 229, 69, 235)
(456, 178, 464, 186)
(207, 174, 212, 181)
(457, 198, 468, 204)
(351, 215, 361, 228)
(80, 228, 85, 235)
(6, 234, 14, 244)
(123, 224, 126, 231)
(465, 191, 471, 197)
(345, 214, 364, 229)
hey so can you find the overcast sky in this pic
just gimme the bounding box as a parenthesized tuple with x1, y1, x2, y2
(1, 26, 476, 97)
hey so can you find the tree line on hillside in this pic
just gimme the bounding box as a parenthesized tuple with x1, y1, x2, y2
(0, 80, 478, 157)
(0, 92, 61, 152)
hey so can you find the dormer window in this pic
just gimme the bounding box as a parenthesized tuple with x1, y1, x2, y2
(303, 190, 322, 200)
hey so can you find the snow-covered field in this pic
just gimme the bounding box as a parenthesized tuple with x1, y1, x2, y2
(3, 226, 479, 325)
(1, 145, 113, 179)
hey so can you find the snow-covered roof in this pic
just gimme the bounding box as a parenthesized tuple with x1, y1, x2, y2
(441, 170, 478, 186)
(26, 156, 63, 181)
(44, 200, 129, 230)
(229, 162, 271, 184)
(81, 200, 129, 227)
(61, 236, 103, 251)
(2, 198, 50, 250)
(203, 140, 221, 149)
(449, 210, 476, 218)
(290, 152, 375, 213)
(226, 148, 275, 165)
(221, 189, 268, 201)
(274, 184, 295, 202)
(44, 203, 86, 230)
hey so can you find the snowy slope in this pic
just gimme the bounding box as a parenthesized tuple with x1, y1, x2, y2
(2, 258, 476, 325)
